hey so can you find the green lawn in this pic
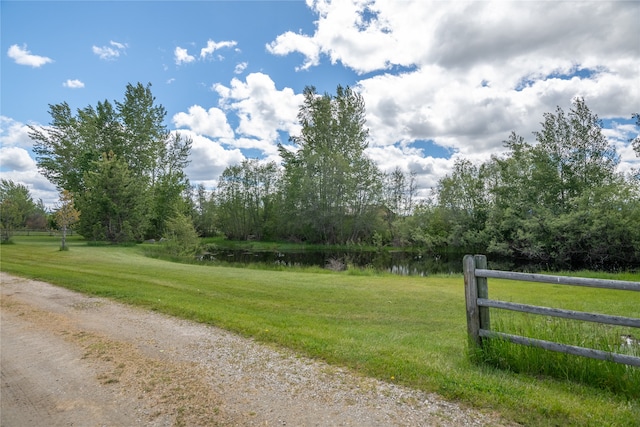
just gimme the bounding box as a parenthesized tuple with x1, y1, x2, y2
(1, 235, 639, 426)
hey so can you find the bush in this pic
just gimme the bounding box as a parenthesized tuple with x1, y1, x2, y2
(162, 213, 200, 257)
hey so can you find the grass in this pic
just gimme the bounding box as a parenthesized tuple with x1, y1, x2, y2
(1, 235, 639, 426)
(479, 313, 640, 397)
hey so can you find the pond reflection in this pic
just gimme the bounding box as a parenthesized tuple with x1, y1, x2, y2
(199, 249, 467, 275)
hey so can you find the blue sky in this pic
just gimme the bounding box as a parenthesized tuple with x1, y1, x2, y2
(1, 0, 639, 206)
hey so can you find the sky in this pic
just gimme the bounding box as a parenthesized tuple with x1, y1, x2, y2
(1, 0, 639, 207)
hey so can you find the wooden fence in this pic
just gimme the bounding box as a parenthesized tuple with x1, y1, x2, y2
(463, 254, 640, 367)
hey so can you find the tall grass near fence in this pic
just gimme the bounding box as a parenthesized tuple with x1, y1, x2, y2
(478, 311, 640, 398)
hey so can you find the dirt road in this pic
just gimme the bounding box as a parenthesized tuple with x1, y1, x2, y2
(1, 272, 508, 426)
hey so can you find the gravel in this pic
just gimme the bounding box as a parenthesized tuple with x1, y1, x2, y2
(1, 272, 512, 426)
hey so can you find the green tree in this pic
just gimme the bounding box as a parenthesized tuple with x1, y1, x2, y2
(484, 132, 544, 259)
(147, 132, 193, 238)
(192, 183, 218, 237)
(162, 212, 200, 257)
(216, 159, 280, 240)
(482, 100, 636, 269)
(29, 83, 192, 240)
(0, 179, 37, 242)
(436, 159, 490, 251)
(279, 85, 383, 244)
(532, 97, 618, 214)
(381, 168, 417, 245)
(77, 153, 150, 243)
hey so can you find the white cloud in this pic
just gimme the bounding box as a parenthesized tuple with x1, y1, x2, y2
(267, 31, 320, 71)
(173, 106, 234, 139)
(0, 168, 58, 207)
(92, 40, 127, 60)
(174, 46, 195, 65)
(178, 130, 245, 184)
(234, 61, 248, 74)
(0, 146, 36, 171)
(175, 40, 237, 65)
(267, 0, 640, 190)
(200, 39, 237, 60)
(213, 72, 303, 143)
(0, 116, 33, 148)
(63, 79, 85, 89)
(7, 44, 53, 67)
(0, 117, 58, 206)
(170, 73, 305, 185)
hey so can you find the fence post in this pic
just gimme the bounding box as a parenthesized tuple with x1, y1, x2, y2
(464, 255, 481, 348)
(475, 255, 490, 336)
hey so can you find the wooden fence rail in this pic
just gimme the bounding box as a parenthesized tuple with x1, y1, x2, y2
(463, 254, 640, 367)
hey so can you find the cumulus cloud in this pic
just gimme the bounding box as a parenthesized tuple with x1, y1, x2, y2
(173, 106, 234, 139)
(63, 79, 85, 89)
(170, 73, 305, 184)
(200, 39, 237, 60)
(266, 0, 640, 190)
(267, 31, 320, 71)
(174, 46, 195, 65)
(0, 116, 33, 148)
(178, 130, 245, 184)
(92, 40, 127, 60)
(213, 72, 303, 143)
(0, 117, 58, 206)
(0, 146, 37, 171)
(7, 44, 53, 67)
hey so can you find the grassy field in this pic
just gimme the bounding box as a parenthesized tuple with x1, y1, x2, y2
(1, 235, 639, 426)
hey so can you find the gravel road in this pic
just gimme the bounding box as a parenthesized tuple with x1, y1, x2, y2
(1, 272, 510, 426)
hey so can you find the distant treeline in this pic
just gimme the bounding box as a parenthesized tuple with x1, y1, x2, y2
(2, 82, 638, 270)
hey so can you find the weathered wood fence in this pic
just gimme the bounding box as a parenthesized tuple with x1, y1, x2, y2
(463, 254, 640, 367)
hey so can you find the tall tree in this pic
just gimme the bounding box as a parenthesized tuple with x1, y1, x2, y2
(279, 85, 382, 244)
(436, 159, 490, 250)
(147, 132, 193, 237)
(192, 183, 218, 237)
(0, 179, 38, 242)
(532, 97, 618, 213)
(76, 153, 150, 243)
(216, 159, 280, 240)
(29, 83, 192, 242)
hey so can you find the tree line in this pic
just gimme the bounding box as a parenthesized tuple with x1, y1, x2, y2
(1, 82, 638, 270)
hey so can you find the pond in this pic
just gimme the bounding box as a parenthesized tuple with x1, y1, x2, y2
(199, 248, 472, 275)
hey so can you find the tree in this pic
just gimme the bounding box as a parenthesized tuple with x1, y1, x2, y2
(532, 97, 618, 213)
(25, 199, 49, 231)
(147, 132, 193, 238)
(76, 152, 150, 243)
(192, 183, 218, 237)
(436, 159, 490, 250)
(55, 189, 80, 250)
(216, 159, 280, 240)
(162, 212, 200, 257)
(0, 179, 37, 242)
(484, 132, 544, 259)
(29, 82, 192, 241)
(279, 85, 383, 244)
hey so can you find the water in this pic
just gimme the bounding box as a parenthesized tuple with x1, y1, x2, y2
(198, 248, 467, 275)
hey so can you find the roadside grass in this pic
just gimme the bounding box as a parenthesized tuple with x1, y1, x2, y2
(1, 235, 639, 426)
